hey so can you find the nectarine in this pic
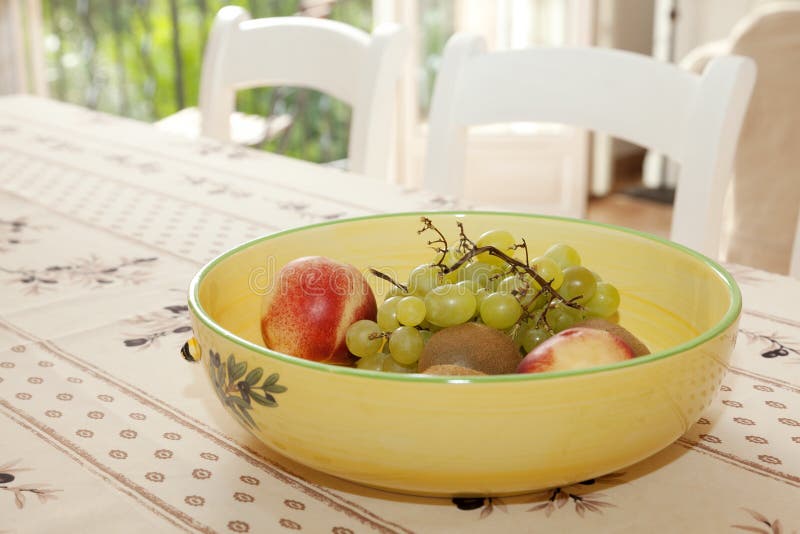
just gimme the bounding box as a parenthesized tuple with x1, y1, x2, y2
(517, 326, 635, 374)
(260, 256, 377, 364)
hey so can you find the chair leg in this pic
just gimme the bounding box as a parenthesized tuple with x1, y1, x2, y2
(591, 133, 614, 196)
(642, 150, 666, 188)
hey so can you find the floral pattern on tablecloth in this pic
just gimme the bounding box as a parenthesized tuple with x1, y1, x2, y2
(0, 460, 60, 509)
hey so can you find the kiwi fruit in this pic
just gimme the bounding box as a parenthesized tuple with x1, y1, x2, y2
(575, 318, 650, 356)
(423, 364, 487, 376)
(418, 322, 521, 375)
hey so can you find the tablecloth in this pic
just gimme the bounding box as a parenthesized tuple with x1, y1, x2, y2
(0, 95, 797, 533)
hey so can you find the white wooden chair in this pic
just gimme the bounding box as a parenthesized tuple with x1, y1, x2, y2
(424, 33, 756, 257)
(157, 6, 408, 181)
(681, 2, 800, 278)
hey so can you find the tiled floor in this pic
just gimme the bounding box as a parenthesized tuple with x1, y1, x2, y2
(585, 167, 673, 239)
(586, 189, 673, 239)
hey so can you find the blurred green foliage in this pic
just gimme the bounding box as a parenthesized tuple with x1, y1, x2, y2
(417, 0, 454, 119)
(43, 0, 372, 163)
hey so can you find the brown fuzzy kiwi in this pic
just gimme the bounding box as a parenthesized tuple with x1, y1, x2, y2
(418, 322, 521, 375)
(575, 318, 650, 356)
(423, 364, 487, 376)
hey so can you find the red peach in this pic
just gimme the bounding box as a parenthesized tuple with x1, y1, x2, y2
(260, 256, 377, 364)
(517, 326, 635, 374)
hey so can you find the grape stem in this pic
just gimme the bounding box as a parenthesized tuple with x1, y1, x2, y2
(425, 220, 571, 307)
(514, 238, 530, 265)
(368, 267, 408, 293)
(445, 243, 573, 303)
(418, 217, 449, 261)
(368, 332, 389, 340)
(455, 221, 475, 250)
(422, 218, 584, 334)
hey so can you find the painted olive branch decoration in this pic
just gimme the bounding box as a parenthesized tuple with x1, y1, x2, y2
(207, 350, 287, 430)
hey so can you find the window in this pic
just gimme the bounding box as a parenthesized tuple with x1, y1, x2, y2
(14, 0, 596, 208)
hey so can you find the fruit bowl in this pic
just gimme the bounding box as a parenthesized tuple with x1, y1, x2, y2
(186, 211, 740, 497)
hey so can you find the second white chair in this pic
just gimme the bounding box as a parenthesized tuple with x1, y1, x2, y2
(424, 34, 756, 258)
(681, 2, 800, 278)
(160, 6, 408, 181)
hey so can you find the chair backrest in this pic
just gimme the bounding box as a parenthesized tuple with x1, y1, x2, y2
(198, 6, 408, 180)
(711, 3, 800, 278)
(424, 33, 756, 255)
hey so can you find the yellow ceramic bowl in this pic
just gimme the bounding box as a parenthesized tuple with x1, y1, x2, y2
(187, 212, 740, 497)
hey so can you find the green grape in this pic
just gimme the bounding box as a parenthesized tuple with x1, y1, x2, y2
(356, 352, 388, 371)
(475, 287, 492, 308)
(454, 279, 479, 293)
(559, 265, 597, 303)
(475, 229, 516, 267)
(544, 243, 581, 269)
(479, 292, 523, 330)
(451, 280, 479, 319)
(345, 319, 383, 358)
(453, 280, 480, 316)
(396, 296, 427, 326)
(381, 356, 417, 374)
(514, 323, 551, 353)
(473, 287, 490, 316)
(496, 274, 523, 294)
(496, 274, 539, 308)
(584, 281, 620, 318)
(546, 303, 586, 332)
(377, 296, 402, 331)
(526, 292, 550, 313)
(530, 256, 564, 290)
(408, 264, 442, 296)
(463, 261, 503, 288)
(424, 283, 477, 327)
(498, 273, 539, 293)
(419, 329, 434, 345)
(384, 286, 408, 300)
(418, 318, 435, 330)
(388, 326, 425, 365)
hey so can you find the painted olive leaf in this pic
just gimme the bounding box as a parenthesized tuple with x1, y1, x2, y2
(245, 367, 263, 386)
(231, 361, 247, 382)
(226, 354, 235, 378)
(229, 396, 250, 410)
(236, 404, 257, 428)
(207, 350, 286, 430)
(263, 383, 287, 394)
(263, 373, 279, 386)
(249, 391, 277, 407)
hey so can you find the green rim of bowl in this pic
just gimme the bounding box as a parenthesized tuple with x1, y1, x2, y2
(188, 210, 742, 383)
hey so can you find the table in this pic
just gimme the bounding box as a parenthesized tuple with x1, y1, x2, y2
(0, 95, 797, 533)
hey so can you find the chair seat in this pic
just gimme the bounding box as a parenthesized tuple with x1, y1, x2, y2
(155, 107, 292, 146)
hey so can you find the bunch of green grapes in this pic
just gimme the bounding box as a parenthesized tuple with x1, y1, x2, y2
(345, 227, 620, 373)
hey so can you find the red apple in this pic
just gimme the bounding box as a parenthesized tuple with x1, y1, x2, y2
(260, 256, 377, 364)
(516, 327, 635, 374)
